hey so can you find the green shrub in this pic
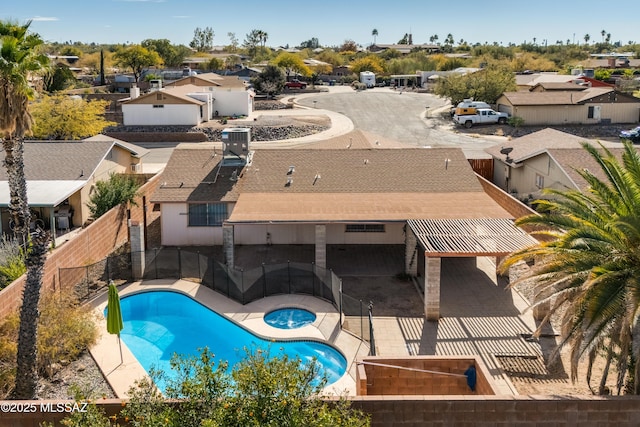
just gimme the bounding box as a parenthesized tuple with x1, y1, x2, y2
(0, 237, 26, 290)
(0, 290, 98, 398)
(87, 173, 140, 219)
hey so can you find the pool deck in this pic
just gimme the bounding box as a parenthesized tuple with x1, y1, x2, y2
(90, 279, 368, 398)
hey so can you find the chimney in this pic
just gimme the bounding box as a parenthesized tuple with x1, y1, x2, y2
(130, 86, 140, 99)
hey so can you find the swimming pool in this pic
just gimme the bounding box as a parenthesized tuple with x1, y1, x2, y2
(264, 307, 317, 329)
(108, 291, 347, 392)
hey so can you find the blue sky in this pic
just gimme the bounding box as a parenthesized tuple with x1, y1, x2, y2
(3, 0, 639, 49)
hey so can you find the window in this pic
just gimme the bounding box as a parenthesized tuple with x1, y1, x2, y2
(587, 106, 594, 118)
(153, 104, 164, 108)
(188, 203, 228, 226)
(345, 224, 385, 233)
(535, 174, 544, 189)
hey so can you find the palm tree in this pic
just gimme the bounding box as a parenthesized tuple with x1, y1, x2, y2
(371, 28, 378, 45)
(601, 29, 606, 43)
(584, 33, 591, 45)
(0, 20, 50, 399)
(500, 140, 640, 395)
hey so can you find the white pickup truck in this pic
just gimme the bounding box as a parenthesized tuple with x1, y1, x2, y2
(453, 108, 508, 128)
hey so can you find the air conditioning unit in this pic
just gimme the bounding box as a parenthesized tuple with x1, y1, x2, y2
(130, 163, 141, 173)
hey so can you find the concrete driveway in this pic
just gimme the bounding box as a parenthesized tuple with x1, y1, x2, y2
(295, 87, 503, 158)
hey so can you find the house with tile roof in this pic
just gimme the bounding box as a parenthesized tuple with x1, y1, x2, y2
(496, 87, 640, 125)
(0, 136, 148, 243)
(121, 73, 254, 126)
(151, 132, 537, 319)
(484, 128, 627, 201)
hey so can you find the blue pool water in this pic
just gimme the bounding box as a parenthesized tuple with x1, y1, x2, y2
(107, 291, 347, 392)
(264, 308, 316, 329)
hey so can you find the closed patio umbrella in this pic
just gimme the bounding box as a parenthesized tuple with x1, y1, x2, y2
(106, 281, 124, 364)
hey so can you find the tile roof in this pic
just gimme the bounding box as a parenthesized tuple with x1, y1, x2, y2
(293, 130, 412, 150)
(238, 148, 481, 194)
(0, 140, 117, 181)
(484, 128, 590, 164)
(123, 87, 206, 105)
(500, 87, 614, 106)
(228, 192, 513, 223)
(530, 82, 588, 91)
(149, 143, 239, 203)
(153, 144, 515, 222)
(547, 147, 627, 192)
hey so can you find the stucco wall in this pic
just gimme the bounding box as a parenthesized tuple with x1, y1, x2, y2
(122, 104, 202, 126)
(501, 103, 639, 125)
(212, 90, 252, 116)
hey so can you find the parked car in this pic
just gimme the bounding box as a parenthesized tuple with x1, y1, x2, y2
(284, 79, 307, 89)
(620, 126, 640, 143)
(453, 108, 508, 128)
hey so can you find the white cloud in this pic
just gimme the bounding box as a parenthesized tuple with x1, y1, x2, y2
(31, 16, 59, 22)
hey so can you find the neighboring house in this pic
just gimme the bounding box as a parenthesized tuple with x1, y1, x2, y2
(121, 73, 254, 126)
(151, 130, 536, 320)
(515, 73, 613, 91)
(0, 136, 148, 243)
(368, 43, 440, 55)
(497, 87, 640, 125)
(484, 128, 626, 200)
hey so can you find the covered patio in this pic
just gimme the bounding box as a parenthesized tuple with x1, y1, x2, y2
(406, 218, 539, 321)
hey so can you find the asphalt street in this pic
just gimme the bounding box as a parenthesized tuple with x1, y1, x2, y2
(296, 87, 501, 158)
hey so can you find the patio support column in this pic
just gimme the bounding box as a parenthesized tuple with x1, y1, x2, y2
(129, 220, 145, 280)
(315, 224, 326, 269)
(424, 256, 441, 321)
(405, 225, 418, 276)
(223, 224, 235, 269)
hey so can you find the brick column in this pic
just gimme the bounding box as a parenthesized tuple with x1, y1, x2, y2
(405, 225, 418, 276)
(315, 224, 326, 269)
(223, 224, 234, 269)
(129, 220, 145, 280)
(425, 256, 441, 321)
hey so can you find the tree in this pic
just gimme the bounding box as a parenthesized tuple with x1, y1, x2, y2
(584, 34, 591, 45)
(43, 64, 75, 92)
(252, 64, 285, 98)
(189, 27, 214, 52)
(141, 38, 190, 68)
(398, 33, 409, 44)
(118, 348, 370, 427)
(86, 173, 140, 219)
(30, 95, 115, 140)
(226, 32, 238, 53)
(243, 29, 262, 56)
(272, 52, 312, 79)
(500, 140, 640, 395)
(350, 55, 386, 74)
(339, 39, 357, 52)
(434, 62, 516, 105)
(601, 29, 606, 43)
(113, 45, 161, 82)
(0, 19, 51, 399)
(372, 28, 378, 45)
(206, 57, 224, 71)
(299, 37, 320, 49)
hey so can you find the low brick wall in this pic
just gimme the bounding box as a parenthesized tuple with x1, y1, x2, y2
(0, 174, 162, 320)
(477, 173, 537, 219)
(104, 131, 208, 143)
(2, 395, 640, 427)
(350, 395, 640, 426)
(357, 356, 496, 396)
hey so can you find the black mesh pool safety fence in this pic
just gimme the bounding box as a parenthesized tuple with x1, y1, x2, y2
(59, 247, 375, 352)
